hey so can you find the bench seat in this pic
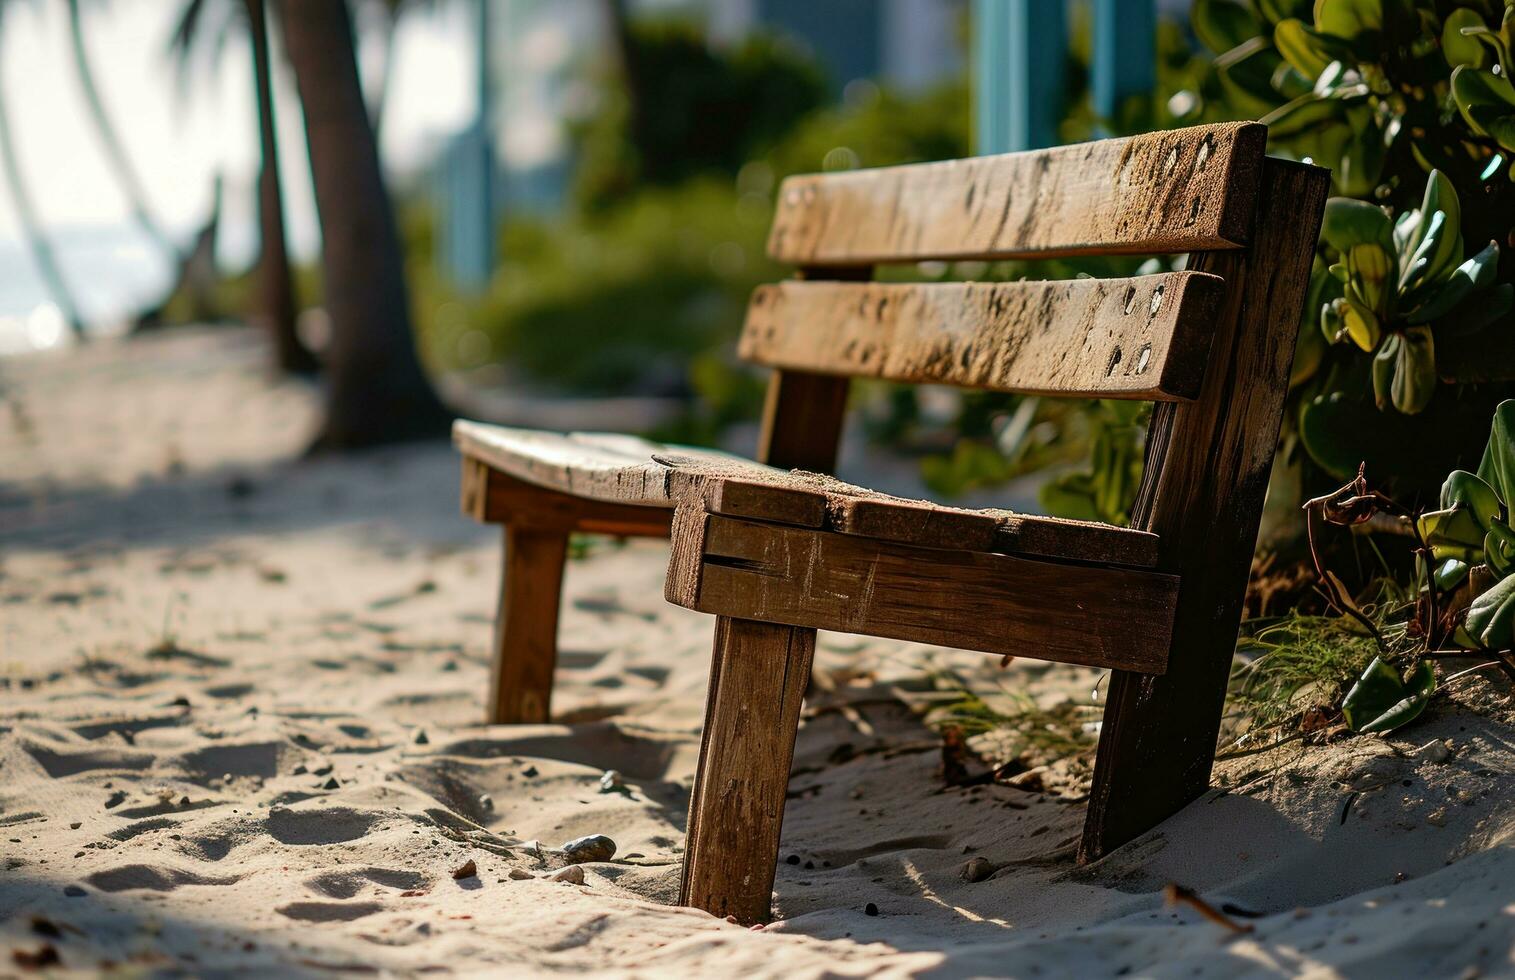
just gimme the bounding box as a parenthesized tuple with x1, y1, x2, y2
(454, 419, 1160, 568)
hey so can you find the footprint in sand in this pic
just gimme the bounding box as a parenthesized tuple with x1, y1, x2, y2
(21, 738, 153, 778)
(86, 863, 242, 892)
(276, 901, 387, 922)
(304, 867, 431, 899)
(265, 805, 382, 845)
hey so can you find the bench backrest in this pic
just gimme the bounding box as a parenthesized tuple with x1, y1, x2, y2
(739, 122, 1268, 404)
(733, 121, 1331, 867)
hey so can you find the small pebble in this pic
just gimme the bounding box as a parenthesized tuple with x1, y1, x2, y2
(522, 766, 539, 778)
(508, 868, 533, 880)
(560, 834, 616, 864)
(549, 865, 585, 884)
(322, 777, 340, 790)
(479, 794, 494, 812)
(1413, 739, 1450, 764)
(1428, 808, 1448, 827)
(452, 859, 478, 880)
(864, 902, 879, 917)
(68, 823, 80, 831)
(104, 791, 126, 810)
(961, 856, 994, 883)
(63, 885, 86, 897)
(413, 730, 429, 745)
(599, 770, 626, 794)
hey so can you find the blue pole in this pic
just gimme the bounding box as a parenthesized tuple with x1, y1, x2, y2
(1092, 0, 1155, 125)
(973, 0, 1066, 154)
(443, 0, 495, 291)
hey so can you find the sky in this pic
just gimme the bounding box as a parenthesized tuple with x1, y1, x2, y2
(0, 0, 478, 333)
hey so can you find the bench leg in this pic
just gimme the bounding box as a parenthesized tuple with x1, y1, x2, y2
(488, 526, 568, 724)
(681, 616, 815, 924)
(1078, 159, 1329, 862)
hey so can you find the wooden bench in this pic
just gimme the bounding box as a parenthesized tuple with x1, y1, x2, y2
(455, 121, 1328, 924)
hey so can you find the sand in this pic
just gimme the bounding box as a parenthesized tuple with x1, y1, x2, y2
(4, 327, 1515, 977)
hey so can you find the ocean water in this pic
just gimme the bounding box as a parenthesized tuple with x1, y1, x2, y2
(0, 223, 174, 355)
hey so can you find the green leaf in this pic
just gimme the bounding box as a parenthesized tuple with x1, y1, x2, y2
(1357, 661, 1436, 734)
(1443, 8, 1488, 68)
(1441, 469, 1504, 524)
(1215, 38, 1291, 116)
(1452, 66, 1515, 138)
(1275, 18, 1333, 77)
(1342, 297, 1382, 351)
(1322, 197, 1393, 253)
(1261, 91, 1347, 138)
(1314, 0, 1382, 41)
(1342, 656, 1431, 732)
(1477, 400, 1515, 511)
(1391, 326, 1435, 414)
(1487, 521, 1515, 578)
(1399, 172, 1462, 294)
(1420, 470, 1502, 562)
(1292, 303, 1327, 387)
(1419, 506, 1487, 561)
(1435, 558, 1470, 591)
(1406, 240, 1500, 324)
(1465, 572, 1515, 648)
(1371, 333, 1398, 410)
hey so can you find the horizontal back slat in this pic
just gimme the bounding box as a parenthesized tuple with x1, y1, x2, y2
(739, 272, 1225, 401)
(767, 122, 1265, 266)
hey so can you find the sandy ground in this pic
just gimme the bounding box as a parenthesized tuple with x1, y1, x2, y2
(5, 328, 1515, 978)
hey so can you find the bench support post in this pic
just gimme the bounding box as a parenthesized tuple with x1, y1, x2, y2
(756, 369, 850, 473)
(680, 616, 816, 924)
(755, 265, 871, 473)
(489, 526, 568, 724)
(1079, 159, 1330, 862)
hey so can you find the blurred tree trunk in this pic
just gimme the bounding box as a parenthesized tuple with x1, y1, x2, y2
(65, 0, 176, 264)
(280, 0, 447, 448)
(604, 0, 646, 161)
(0, 22, 85, 340)
(246, 0, 318, 374)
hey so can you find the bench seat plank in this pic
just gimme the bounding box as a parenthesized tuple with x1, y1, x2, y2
(454, 420, 1159, 567)
(740, 272, 1225, 401)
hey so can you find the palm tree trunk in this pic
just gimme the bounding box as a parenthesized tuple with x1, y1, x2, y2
(0, 25, 85, 340)
(65, 0, 175, 263)
(604, 0, 646, 162)
(280, 0, 447, 448)
(246, 0, 318, 374)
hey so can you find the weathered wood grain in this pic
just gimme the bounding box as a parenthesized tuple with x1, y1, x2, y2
(753, 266, 870, 471)
(767, 122, 1266, 265)
(741, 272, 1225, 400)
(455, 421, 686, 505)
(461, 458, 674, 537)
(457, 422, 1160, 566)
(667, 513, 1179, 673)
(680, 616, 816, 924)
(1079, 158, 1330, 863)
(657, 455, 1161, 568)
(489, 527, 568, 724)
